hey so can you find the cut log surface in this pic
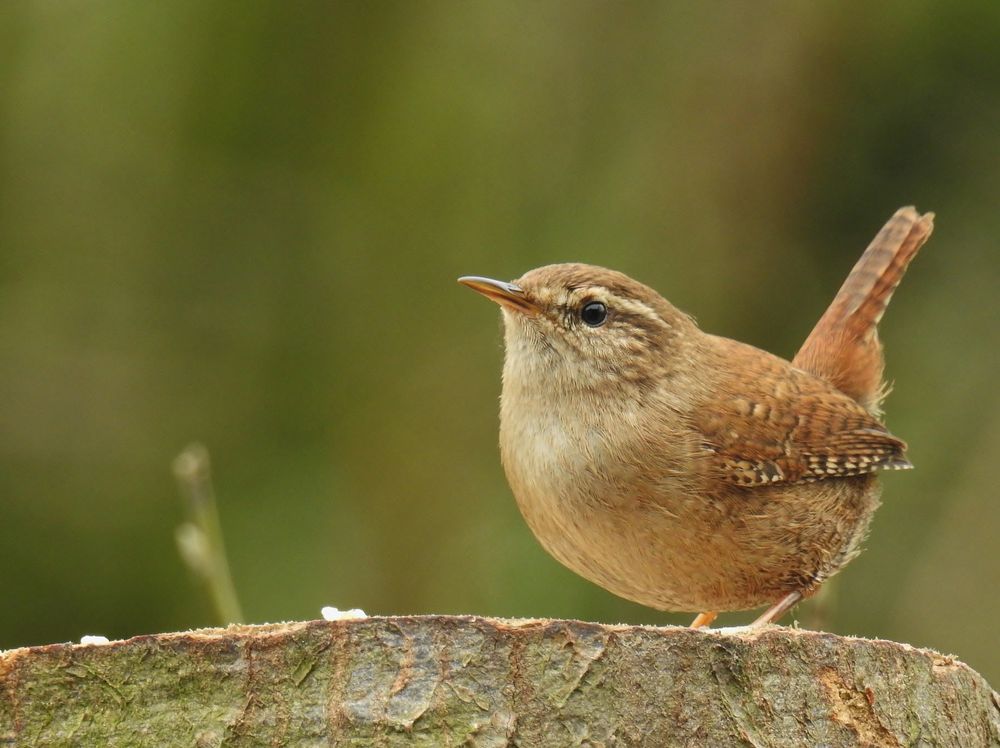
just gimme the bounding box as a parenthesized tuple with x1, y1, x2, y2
(1, 616, 997, 746)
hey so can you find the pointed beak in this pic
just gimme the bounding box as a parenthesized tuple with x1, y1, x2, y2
(458, 276, 539, 315)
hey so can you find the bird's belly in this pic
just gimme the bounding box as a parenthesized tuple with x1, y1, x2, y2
(499, 411, 709, 609)
(500, 415, 881, 612)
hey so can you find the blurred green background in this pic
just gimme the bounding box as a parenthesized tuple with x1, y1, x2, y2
(1, 1, 997, 683)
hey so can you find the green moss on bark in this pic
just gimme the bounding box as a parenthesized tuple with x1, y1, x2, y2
(2, 617, 997, 746)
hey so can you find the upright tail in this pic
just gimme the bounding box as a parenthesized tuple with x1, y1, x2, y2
(793, 206, 935, 414)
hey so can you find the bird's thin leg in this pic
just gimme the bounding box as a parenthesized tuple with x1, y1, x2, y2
(751, 591, 803, 627)
(690, 611, 718, 628)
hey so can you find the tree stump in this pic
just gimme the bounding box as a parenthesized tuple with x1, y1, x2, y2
(2, 616, 997, 746)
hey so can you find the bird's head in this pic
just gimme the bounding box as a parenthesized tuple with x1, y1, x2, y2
(460, 263, 697, 392)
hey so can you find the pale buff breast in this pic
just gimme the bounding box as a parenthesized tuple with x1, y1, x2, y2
(498, 380, 883, 612)
(497, 381, 716, 610)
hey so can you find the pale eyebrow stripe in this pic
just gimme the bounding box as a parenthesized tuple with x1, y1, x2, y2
(607, 295, 661, 325)
(561, 288, 664, 337)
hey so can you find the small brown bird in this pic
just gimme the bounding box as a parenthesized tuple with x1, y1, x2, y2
(460, 207, 933, 627)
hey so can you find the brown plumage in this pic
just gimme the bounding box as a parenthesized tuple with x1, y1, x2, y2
(795, 207, 934, 413)
(460, 207, 933, 626)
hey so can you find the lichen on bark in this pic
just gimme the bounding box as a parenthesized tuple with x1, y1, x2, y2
(2, 616, 997, 746)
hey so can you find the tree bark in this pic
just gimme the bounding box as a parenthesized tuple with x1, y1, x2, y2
(1, 616, 997, 746)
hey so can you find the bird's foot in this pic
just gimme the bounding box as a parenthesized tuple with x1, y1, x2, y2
(690, 611, 718, 628)
(751, 591, 803, 627)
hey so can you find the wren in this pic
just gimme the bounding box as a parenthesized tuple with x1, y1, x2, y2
(460, 206, 934, 627)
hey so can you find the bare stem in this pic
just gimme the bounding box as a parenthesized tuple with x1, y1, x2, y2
(173, 443, 245, 624)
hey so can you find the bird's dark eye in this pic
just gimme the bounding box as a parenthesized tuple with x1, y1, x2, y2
(580, 301, 608, 327)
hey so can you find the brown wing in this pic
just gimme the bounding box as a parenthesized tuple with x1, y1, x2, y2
(694, 340, 911, 487)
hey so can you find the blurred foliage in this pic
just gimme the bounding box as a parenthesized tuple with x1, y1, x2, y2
(1, 1, 997, 684)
